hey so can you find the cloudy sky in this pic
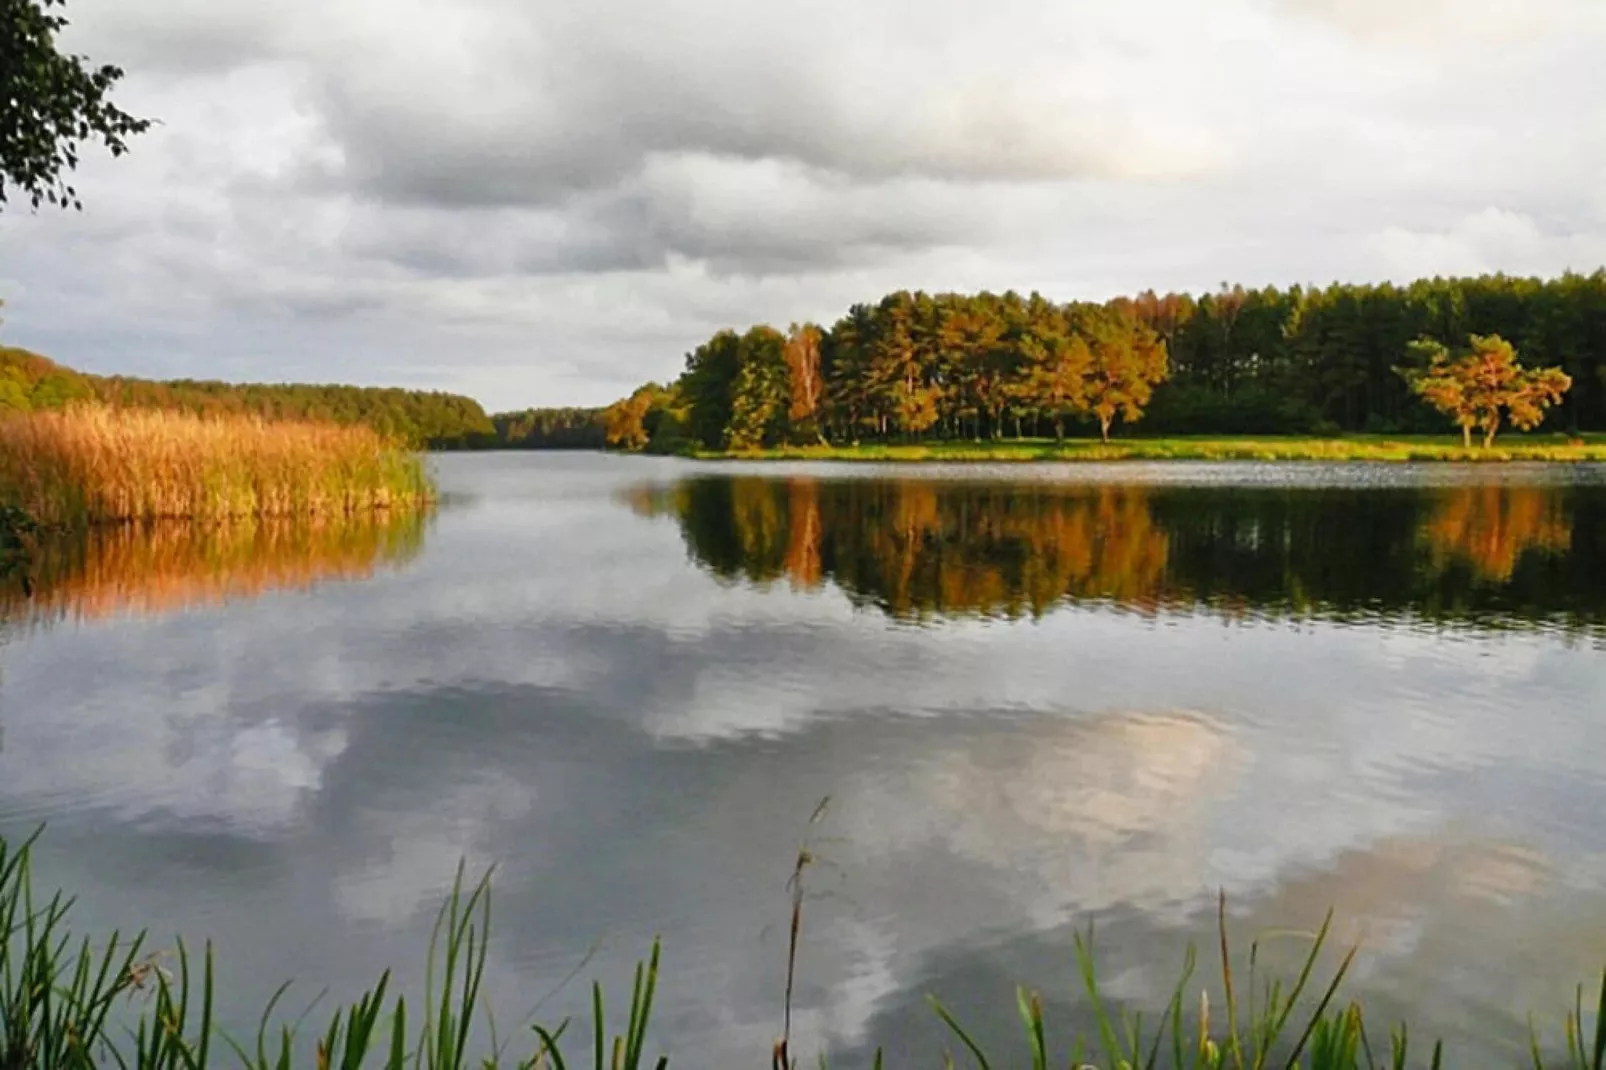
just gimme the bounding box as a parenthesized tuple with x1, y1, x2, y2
(1, 0, 1604, 409)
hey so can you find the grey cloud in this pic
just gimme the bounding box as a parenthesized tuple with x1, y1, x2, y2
(69, 0, 1228, 210)
(337, 159, 995, 280)
(1271, 0, 1600, 46)
(7, 0, 1606, 408)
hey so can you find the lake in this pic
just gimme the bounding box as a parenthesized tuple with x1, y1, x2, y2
(3, 453, 1606, 1066)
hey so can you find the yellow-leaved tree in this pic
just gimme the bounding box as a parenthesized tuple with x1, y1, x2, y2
(1401, 334, 1571, 448)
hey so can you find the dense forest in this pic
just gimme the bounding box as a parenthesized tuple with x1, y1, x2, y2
(490, 407, 606, 449)
(604, 271, 1606, 451)
(0, 346, 614, 449)
(1, 346, 497, 448)
(636, 476, 1606, 633)
(11, 269, 1602, 454)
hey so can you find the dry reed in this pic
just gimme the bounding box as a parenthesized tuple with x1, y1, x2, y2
(0, 404, 433, 526)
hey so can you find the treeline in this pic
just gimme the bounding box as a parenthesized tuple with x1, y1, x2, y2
(603, 271, 1606, 450)
(2, 347, 495, 448)
(490, 407, 606, 449)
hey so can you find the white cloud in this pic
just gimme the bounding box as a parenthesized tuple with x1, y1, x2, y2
(1, 0, 1603, 408)
(1370, 208, 1606, 280)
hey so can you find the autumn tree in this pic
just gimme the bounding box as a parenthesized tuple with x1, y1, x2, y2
(783, 323, 826, 443)
(602, 388, 655, 451)
(1074, 302, 1170, 441)
(1401, 334, 1572, 448)
(2, 0, 151, 210)
(1020, 302, 1090, 440)
(610, 271, 1606, 447)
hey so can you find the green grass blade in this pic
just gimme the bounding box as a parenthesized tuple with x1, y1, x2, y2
(1075, 930, 1125, 1069)
(1016, 986, 1046, 1070)
(1593, 969, 1606, 1070)
(1220, 894, 1243, 1070)
(533, 1023, 571, 1070)
(928, 996, 992, 1070)
(1281, 942, 1359, 1070)
(593, 981, 606, 1070)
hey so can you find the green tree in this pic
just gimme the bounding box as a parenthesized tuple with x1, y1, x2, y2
(681, 330, 743, 449)
(2, 0, 151, 210)
(726, 327, 789, 448)
(1401, 334, 1572, 448)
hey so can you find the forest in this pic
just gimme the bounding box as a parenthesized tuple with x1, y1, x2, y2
(603, 271, 1606, 451)
(1, 346, 497, 447)
(490, 406, 606, 448)
(0, 345, 615, 449)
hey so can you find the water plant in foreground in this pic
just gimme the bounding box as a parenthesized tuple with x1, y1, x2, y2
(0, 405, 433, 527)
(2, 828, 1604, 1068)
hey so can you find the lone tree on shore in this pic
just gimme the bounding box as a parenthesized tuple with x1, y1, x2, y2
(1, 0, 150, 210)
(1401, 334, 1572, 448)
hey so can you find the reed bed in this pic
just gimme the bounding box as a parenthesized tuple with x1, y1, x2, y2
(0, 405, 433, 527)
(1, 829, 1603, 1070)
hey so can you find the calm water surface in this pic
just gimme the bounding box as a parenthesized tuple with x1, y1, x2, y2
(4, 454, 1606, 1066)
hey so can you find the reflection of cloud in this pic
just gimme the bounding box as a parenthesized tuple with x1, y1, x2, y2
(333, 773, 536, 926)
(827, 827, 1596, 1068)
(7, 458, 1606, 1065)
(1249, 834, 1550, 957)
(840, 711, 1245, 936)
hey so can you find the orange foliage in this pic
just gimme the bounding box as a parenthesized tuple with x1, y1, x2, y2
(1421, 485, 1572, 582)
(783, 478, 823, 590)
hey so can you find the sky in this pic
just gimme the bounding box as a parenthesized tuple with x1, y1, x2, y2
(2, 0, 1605, 411)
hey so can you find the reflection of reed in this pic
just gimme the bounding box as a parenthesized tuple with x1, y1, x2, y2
(1, 511, 428, 626)
(1421, 486, 1571, 582)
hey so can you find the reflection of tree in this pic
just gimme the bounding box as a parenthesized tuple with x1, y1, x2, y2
(643, 475, 1606, 632)
(784, 479, 824, 590)
(651, 477, 1172, 621)
(834, 483, 1170, 619)
(1, 511, 428, 627)
(1421, 486, 1571, 582)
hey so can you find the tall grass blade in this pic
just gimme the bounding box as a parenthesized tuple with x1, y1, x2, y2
(1074, 930, 1125, 1069)
(928, 996, 992, 1070)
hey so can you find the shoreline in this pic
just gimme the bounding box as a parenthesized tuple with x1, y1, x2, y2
(676, 435, 1606, 464)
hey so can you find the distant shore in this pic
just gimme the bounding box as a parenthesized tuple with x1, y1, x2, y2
(684, 434, 1606, 463)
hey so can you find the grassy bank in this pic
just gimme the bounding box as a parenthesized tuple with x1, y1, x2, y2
(692, 434, 1606, 464)
(0, 405, 433, 527)
(2, 832, 1603, 1069)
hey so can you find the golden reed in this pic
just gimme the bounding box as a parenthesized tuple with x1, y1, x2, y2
(0, 404, 433, 525)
